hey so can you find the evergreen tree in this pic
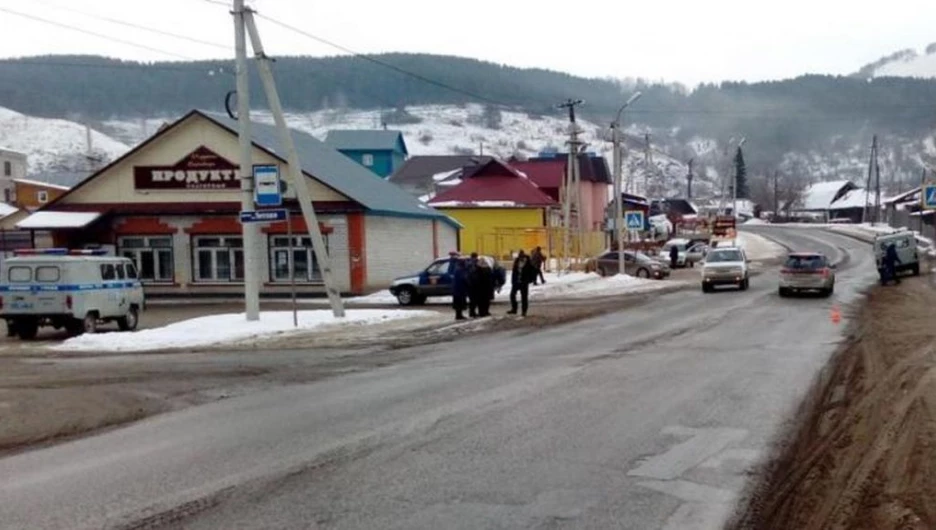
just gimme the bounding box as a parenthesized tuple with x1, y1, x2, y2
(734, 146, 749, 199)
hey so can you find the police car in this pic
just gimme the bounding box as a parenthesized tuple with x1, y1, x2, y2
(389, 255, 506, 306)
(0, 248, 145, 340)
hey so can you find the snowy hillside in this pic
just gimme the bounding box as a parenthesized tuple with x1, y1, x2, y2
(102, 104, 713, 199)
(860, 43, 936, 79)
(0, 106, 129, 176)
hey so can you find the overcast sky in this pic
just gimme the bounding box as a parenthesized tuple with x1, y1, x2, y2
(1, 0, 935, 86)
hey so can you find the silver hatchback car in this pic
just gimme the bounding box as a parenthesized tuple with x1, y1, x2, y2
(778, 252, 836, 297)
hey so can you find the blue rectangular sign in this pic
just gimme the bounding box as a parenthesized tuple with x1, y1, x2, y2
(625, 210, 645, 231)
(240, 209, 288, 223)
(254, 164, 282, 207)
(924, 184, 936, 210)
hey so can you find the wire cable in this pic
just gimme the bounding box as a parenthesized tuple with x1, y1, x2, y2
(0, 5, 194, 60)
(26, 0, 230, 50)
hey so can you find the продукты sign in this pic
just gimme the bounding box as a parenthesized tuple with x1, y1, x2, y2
(133, 146, 242, 191)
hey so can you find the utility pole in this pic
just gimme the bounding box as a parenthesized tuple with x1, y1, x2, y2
(643, 133, 652, 197)
(719, 137, 735, 214)
(863, 135, 877, 224)
(686, 158, 694, 199)
(242, 8, 345, 317)
(774, 170, 779, 220)
(233, 0, 260, 321)
(874, 136, 882, 224)
(920, 168, 927, 235)
(558, 98, 583, 272)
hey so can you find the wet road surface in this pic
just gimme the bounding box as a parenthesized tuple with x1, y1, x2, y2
(0, 227, 877, 530)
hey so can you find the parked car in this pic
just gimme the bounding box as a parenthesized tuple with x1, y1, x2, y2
(658, 238, 692, 267)
(873, 230, 919, 279)
(778, 252, 836, 297)
(701, 246, 750, 292)
(389, 255, 506, 306)
(588, 250, 670, 279)
(0, 248, 144, 339)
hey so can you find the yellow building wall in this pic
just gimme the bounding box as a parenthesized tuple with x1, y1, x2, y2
(436, 207, 546, 258)
(64, 113, 348, 205)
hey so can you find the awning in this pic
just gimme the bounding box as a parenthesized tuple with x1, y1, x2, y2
(16, 211, 102, 229)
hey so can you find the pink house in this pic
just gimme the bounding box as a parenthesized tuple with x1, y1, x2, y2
(510, 154, 611, 231)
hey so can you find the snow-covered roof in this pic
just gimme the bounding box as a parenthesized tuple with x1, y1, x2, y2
(430, 200, 518, 207)
(12, 178, 70, 191)
(801, 180, 855, 210)
(828, 188, 870, 210)
(0, 202, 18, 218)
(16, 211, 101, 229)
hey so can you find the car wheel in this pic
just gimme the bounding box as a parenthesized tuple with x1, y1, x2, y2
(778, 287, 789, 297)
(395, 287, 416, 306)
(15, 319, 38, 340)
(83, 313, 98, 334)
(597, 266, 607, 277)
(702, 283, 712, 293)
(118, 306, 139, 331)
(740, 278, 749, 291)
(912, 264, 920, 276)
(636, 268, 650, 278)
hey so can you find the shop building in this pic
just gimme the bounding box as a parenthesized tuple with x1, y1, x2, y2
(15, 110, 459, 296)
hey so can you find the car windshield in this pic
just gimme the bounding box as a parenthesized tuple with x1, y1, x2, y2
(706, 250, 743, 263)
(785, 255, 826, 269)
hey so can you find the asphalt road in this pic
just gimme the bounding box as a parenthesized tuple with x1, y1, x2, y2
(0, 227, 878, 530)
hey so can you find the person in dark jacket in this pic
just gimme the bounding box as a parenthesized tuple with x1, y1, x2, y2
(669, 244, 679, 269)
(882, 242, 901, 285)
(508, 250, 537, 317)
(449, 256, 468, 320)
(474, 257, 495, 317)
(530, 246, 547, 285)
(465, 252, 480, 317)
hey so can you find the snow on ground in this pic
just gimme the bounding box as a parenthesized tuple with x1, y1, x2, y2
(742, 218, 768, 225)
(303, 271, 680, 307)
(0, 106, 129, 175)
(52, 309, 438, 352)
(737, 231, 786, 261)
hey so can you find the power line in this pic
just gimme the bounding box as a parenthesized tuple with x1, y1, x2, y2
(0, 5, 194, 60)
(27, 0, 230, 50)
(0, 58, 232, 75)
(252, 11, 512, 108)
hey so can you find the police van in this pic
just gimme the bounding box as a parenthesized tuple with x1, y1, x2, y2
(0, 249, 144, 340)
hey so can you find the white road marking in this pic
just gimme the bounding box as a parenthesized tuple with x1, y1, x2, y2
(628, 427, 748, 480)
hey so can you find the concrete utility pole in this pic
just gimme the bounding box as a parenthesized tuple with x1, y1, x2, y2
(611, 91, 642, 275)
(643, 133, 652, 197)
(718, 137, 735, 214)
(242, 9, 345, 317)
(558, 98, 584, 272)
(774, 170, 779, 219)
(686, 157, 694, 199)
(233, 0, 261, 321)
(863, 135, 877, 224)
(874, 137, 882, 224)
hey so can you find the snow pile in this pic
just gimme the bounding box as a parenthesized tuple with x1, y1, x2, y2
(52, 309, 437, 352)
(743, 218, 768, 225)
(0, 106, 129, 175)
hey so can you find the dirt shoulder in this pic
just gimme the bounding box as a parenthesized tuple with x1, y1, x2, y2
(732, 273, 936, 530)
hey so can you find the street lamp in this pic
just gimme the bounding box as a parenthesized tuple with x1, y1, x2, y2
(611, 91, 642, 276)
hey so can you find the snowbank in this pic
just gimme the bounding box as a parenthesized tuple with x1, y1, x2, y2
(52, 309, 438, 352)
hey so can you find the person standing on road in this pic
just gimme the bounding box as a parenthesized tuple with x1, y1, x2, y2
(475, 257, 495, 317)
(882, 242, 901, 285)
(530, 246, 547, 285)
(466, 252, 480, 317)
(669, 244, 679, 269)
(449, 256, 469, 320)
(508, 250, 536, 317)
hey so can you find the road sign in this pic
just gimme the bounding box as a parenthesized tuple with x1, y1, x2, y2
(625, 210, 645, 231)
(254, 164, 282, 207)
(240, 209, 288, 223)
(923, 184, 936, 210)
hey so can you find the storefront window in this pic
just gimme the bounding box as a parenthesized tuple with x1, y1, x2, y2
(268, 236, 327, 283)
(194, 236, 244, 282)
(118, 236, 173, 283)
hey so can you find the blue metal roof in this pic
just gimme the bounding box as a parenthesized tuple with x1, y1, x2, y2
(325, 129, 408, 155)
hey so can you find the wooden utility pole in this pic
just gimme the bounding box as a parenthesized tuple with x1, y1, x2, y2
(863, 135, 876, 224)
(557, 98, 584, 272)
(643, 133, 652, 197)
(686, 158, 694, 199)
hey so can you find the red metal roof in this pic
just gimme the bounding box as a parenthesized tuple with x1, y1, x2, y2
(510, 160, 566, 189)
(427, 159, 557, 207)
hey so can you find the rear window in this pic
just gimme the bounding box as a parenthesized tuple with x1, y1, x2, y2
(35, 266, 60, 282)
(785, 255, 826, 269)
(707, 250, 743, 262)
(8, 266, 31, 283)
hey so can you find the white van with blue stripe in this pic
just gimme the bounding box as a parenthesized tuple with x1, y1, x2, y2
(0, 249, 144, 340)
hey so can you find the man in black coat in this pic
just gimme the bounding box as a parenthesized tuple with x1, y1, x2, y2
(508, 250, 536, 317)
(669, 244, 679, 269)
(474, 258, 495, 317)
(466, 252, 480, 317)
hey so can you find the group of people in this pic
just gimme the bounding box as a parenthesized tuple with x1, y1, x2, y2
(448, 247, 548, 321)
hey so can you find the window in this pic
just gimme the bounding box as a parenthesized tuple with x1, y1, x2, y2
(194, 236, 244, 282)
(361, 153, 374, 167)
(118, 236, 173, 283)
(37, 190, 48, 204)
(100, 263, 116, 280)
(115, 263, 126, 280)
(35, 266, 60, 282)
(269, 236, 327, 283)
(3, 189, 9, 203)
(3, 161, 10, 177)
(784, 255, 826, 270)
(424, 260, 449, 276)
(125, 263, 138, 279)
(8, 266, 31, 283)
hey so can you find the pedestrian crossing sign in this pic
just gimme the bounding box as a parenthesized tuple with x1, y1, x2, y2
(625, 210, 645, 231)
(924, 184, 936, 210)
